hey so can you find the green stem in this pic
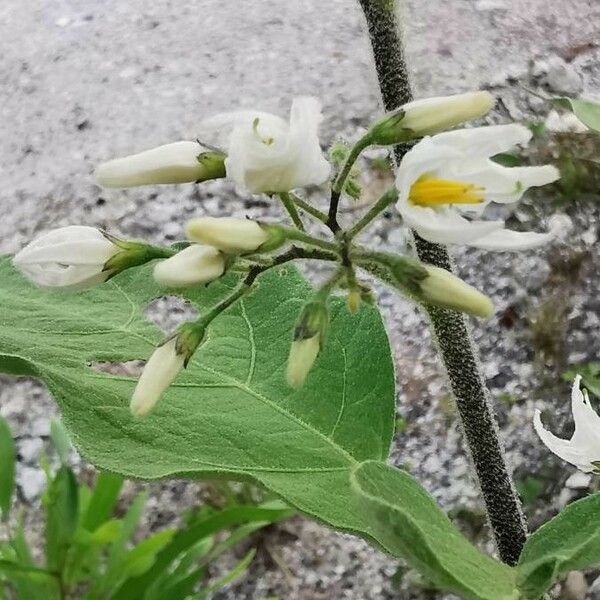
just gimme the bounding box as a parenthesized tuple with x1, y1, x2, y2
(201, 246, 339, 326)
(347, 187, 399, 239)
(279, 226, 339, 253)
(288, 193, 328, 224)
(327, 134, 372, 232)
(279, 193, 305, 231)
(359, 0, 527, 566)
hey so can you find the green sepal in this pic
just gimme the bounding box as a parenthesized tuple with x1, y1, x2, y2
(195, 151, 227, 182)
(256, 224, 288, 253)
(101, 233, 174, 278)
(174, 322, 208, 368)
(368, 109, 415, 146)
(293, 300, 329, 345)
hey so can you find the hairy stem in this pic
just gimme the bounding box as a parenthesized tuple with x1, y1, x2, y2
(279, 193, 306, 231)
(347, 187, 399, 239)
(288, 193, 329, 224)
(279, 226, 340, 253)
(358, 0, 527, 565)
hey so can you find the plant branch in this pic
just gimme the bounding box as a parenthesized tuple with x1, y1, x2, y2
(288, 193, 328, 224)
(347, 187, 399, 239)
(278, 226, 340, 253)
(201, 246, 338, 325)
(358, 0, 527, 565)
(328, 134, 372, 232)
(279, 193, 305, 231)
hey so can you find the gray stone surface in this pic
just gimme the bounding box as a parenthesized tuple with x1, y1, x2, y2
(1, 1, 599, 599)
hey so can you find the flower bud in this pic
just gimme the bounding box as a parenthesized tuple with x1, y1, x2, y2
(369, 91, 494, 145)
(153, 245, 225, 288)
(13, 226, 120, 290)
(347, 290, 361, 314)
(130, 337, 185, 417)
(96, 142, 226, 188)
(185, 217, 273, 254)
(286, 301, 328, 388)
(420, 266, 493, 318)
(130, 321, 206, 417)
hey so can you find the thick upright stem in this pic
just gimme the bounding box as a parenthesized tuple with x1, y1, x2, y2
(358, 0, 527, 565)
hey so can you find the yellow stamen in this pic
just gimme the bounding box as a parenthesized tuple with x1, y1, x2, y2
(409, 176, 484, 207)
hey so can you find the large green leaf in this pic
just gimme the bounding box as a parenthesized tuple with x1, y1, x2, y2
(350, 461, 518, 600)
(517, 492, 600, 599)
(0, 256, 394, 544)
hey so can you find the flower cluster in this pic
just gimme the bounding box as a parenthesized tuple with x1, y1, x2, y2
(14, 92, 562, 417)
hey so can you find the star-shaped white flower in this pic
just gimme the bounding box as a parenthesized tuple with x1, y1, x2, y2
(395, 124, 561, 250)
(534, 375, 600, 473)
(198, 97, 330, 194)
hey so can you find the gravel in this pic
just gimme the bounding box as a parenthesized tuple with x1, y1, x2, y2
(1, 0, 599, 598)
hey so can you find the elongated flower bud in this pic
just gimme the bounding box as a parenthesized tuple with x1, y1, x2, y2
(13, 226, 120, 290)
(286, 301, 328, 388)
(420, 266, 493, 318)
(130, 321, 206, 417)
(96, 142, 226, 188)
(369, 91, 494, 145)
(185, 217, 274, 254)
(130, 338, 185, 417)
(153, 245, 225, 288)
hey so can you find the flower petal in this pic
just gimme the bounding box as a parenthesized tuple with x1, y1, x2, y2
(534, 409, 595, 472)
(425, 124, 533, 157)
(398, 203, 505, 245)
(466, 227, 554, 251)
(198, 110, 287, 151)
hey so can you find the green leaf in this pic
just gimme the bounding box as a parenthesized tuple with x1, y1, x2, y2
(194, 548, 256, 600)
(111, 503, 292, 600)
(0, 560, 61, 599)
(44, 465, 79, 573)
(0, 417, 17, 521)
(0, 258, 395, 549)
(553, 96, 600, 133)
(82, 471, 124, 532)
(49, 420, 72, 464)
(350, 461, 518, 600)
(491, 153, 525, 167)
(86, 491, 147, 599)
(517, 492, 600, 599)
(121, 529, 176, 578)
(0, 417, 15, 521)
(564, 363, 600, 398)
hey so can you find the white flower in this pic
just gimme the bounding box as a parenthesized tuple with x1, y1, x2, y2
(420, 266, 493, 318)
(197, 97, 330, 194)
(185, 217, 269, 254)
(153, 245, 225, 288)
(395, 124, 561, 250)
(130, 337, 185, 417)
(534, 375, 600, 473)
(13, 226, 119, 290)
(96, 141, 225, 187)
(370, 91, 495, 144)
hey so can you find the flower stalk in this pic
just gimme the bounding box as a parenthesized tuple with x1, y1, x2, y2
(358, 0, 527, 565)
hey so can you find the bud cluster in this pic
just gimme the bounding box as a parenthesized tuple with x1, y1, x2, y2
(12, 91, 507, 416)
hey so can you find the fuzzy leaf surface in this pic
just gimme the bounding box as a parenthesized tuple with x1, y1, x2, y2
(0, 257, 394, 541)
